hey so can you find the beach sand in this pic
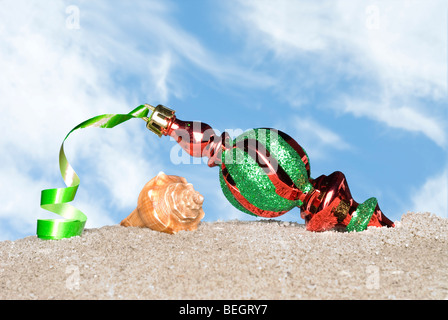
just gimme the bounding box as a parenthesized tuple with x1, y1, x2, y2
(0, 212, 447, 300)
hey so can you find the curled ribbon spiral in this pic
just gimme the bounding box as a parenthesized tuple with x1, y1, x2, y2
(37, 105, 150, 240)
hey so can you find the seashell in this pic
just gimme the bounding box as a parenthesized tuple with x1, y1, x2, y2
(120, 172, 205, 234)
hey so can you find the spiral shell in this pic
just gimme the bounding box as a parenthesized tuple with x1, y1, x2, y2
(120, 172, 205, 234)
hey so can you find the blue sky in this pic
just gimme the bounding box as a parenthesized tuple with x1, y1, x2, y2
(0, 0, 446, 241)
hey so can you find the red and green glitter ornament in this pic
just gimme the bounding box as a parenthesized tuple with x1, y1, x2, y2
(145, 104, 395, 232)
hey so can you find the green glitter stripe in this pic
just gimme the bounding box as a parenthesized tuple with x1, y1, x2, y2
(346, 197, 378, 232)
(218, 168, 257, 216)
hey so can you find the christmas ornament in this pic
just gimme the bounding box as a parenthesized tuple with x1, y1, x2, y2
(37, 103, 394, 240)
(143, 104, 395, 232)
(120, 172, 205, 234)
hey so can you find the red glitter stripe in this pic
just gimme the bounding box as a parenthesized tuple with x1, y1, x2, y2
(234, 138, 302, 201)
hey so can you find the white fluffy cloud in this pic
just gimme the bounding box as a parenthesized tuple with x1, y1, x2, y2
(0, 1, 145, 239)
(0, 1, 188, 239)
(343, 98, 446, 147)
(411, 168, 448, 218)
(228, 0, 447, 147)
(0, 0, 276, 240)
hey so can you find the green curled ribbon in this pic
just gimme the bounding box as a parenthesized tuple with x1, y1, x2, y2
(37, 105, 150, 240)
